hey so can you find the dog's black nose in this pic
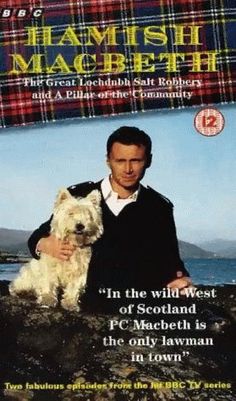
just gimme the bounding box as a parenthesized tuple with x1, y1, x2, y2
(76, 223, 85, 233)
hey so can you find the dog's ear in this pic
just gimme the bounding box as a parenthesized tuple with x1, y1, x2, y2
(86, 190, 101, 206)
(54, 188, 72, 208)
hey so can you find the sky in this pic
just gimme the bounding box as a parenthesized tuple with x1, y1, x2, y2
(0, 104, 235, 244)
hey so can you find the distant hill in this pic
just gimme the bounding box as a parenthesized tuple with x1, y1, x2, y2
(0, 227, 221, 260)
(198, 239, 236, 258)
(178, 240, 217, 259)
(0, 228, 31, 255)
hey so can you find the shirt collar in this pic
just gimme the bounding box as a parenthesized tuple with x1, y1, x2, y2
(101, 176, 140, 201)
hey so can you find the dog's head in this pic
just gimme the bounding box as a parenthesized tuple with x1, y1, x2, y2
(51, 189, 103, 245)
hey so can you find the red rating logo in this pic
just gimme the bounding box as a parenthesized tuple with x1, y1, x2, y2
(194, 108, 225, 136)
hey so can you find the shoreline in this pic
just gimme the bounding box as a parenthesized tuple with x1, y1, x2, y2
(0, 258, 30, 264)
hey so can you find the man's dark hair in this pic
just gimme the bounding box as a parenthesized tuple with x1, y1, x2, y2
(107, 126, 152, 157)
(107, 126, 152, 168)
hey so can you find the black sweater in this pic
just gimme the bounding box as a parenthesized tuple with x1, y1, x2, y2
(28, 181, 188, 292)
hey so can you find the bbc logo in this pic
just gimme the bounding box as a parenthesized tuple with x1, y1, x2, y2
(0, 8, 43, 18)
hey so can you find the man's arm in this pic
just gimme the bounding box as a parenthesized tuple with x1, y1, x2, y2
(28, 218, 75, 261)
(163, 204, 192, 290)
(28, 218, 52, 259)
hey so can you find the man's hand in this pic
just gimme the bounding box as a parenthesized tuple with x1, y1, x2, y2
(37, 234, 76, 261)
(167, 271, 194, 295)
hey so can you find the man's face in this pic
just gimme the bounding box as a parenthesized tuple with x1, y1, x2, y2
(107, 142, 150, 191)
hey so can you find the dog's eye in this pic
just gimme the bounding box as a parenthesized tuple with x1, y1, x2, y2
(68, 212, 74, 216)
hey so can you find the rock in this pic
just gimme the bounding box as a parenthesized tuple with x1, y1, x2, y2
(0, 281, 235, 401)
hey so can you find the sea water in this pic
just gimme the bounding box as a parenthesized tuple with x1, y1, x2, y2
(0, 259, 235, 285)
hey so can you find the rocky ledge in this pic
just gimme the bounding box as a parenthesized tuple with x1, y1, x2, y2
(0, 281, 236, 401)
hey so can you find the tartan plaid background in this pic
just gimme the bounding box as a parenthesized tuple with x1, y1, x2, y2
(0, 0, 235, 128)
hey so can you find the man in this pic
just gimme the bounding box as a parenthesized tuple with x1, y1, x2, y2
(28, 126, 191, 295)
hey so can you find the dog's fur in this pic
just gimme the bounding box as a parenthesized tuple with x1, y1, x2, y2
(9, 189, 103, 311)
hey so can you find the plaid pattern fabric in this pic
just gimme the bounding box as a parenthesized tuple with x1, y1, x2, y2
(0, 0, 235, 128)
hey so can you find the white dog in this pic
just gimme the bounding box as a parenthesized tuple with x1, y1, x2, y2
(9, 189, 103, 311)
